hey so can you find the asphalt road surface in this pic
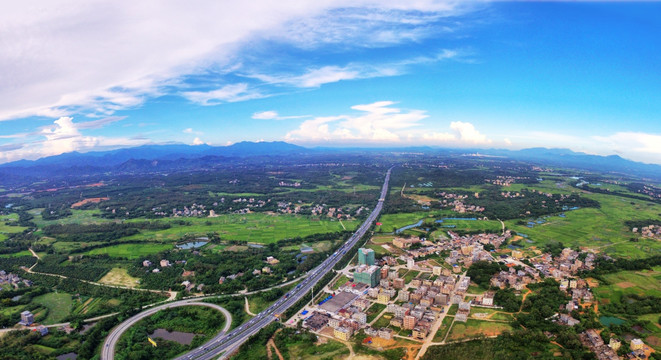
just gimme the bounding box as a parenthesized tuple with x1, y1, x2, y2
(101, 300, 232, 360)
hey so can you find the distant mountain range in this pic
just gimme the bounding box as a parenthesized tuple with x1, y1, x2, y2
(1, 141, 660, 182)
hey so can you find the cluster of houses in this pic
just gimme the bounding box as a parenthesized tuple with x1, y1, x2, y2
(0, 270, 32, 289)
(143, 259, 186, 274)
(632, 225, 661, 240)
(277, 181, 301, 187)
(435, 192, 485, 213)
(484, 175, 529, 187)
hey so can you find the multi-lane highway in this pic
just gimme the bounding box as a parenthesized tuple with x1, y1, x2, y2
(172, 167, 393, 360)
(101, 300, 232, 360)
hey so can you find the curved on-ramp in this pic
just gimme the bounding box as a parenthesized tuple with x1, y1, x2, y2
(101, 300, 232, 360)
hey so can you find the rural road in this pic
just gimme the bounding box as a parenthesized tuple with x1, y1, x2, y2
(101, 300, 232, 360)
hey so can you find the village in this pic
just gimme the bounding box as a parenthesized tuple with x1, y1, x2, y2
(288, 229, 656, 360)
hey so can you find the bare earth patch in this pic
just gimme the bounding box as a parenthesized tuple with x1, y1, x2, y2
(71, 197, 109, 208)
(586, 278, 599, 288)
(646, 336, 660, 347)
(616, 281, 636, 289)
(98, 268, 140, 288)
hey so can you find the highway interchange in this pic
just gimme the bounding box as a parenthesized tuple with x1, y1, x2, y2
(103, 167, 392, 360)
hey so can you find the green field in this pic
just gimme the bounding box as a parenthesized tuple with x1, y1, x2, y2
(30, 209, 113, 227)
(121, 213, 358, 244)
(32, 292, 73, 324)
(0, 213, 27, 240)
(0, 250, 32, 258)
(506, 192, 661, 258)
(593, 266, 661, 304)
(447, 319, 512, 341)
(433, 316, 455, 342)
(85, 243, 173, 258)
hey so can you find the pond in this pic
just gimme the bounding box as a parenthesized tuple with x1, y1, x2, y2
(600, 316, 625, 326)
(395, 220, 423, 234)
(176, 241, 208, 250)
(56, 353, 77, 360)
(150, 328, 198, 345)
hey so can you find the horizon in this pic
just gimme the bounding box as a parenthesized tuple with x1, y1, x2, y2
(2, 1, 661, 164)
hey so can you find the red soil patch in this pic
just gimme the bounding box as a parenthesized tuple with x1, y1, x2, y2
(71, 197, 109, 208)
(616, 281, 636, 289)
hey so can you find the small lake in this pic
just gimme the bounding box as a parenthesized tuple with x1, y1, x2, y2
(56, 353, 77, 360)
(396, 217, 479, 234)
(600, 316, 625, 326)
(395, 220, 423, 234)
(150, 328, 198, 345)
(176, 241, 208, 250)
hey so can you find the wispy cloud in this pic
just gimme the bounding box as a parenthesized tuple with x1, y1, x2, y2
(252, 111, 306, 120)
(0, 117, 150, 163)
(0, 1, 472, 121)
(181, 84, 265, 105)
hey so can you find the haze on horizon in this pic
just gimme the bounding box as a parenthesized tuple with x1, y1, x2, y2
(1, 1, 660, 164)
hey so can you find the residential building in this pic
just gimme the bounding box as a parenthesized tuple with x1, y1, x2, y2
(358, 248, 376, 266)
(334, 326, 353, 341)
(482, 291, 495, 306)
(403, 315, 417, 330)
(19, 311, 34, 326)
(393, 278, 405, 289)
(354, 265, 381, 287)
(142, 260, 152, 267)
(377, 328, 393, 340)
(609, 338, 621, 351)
(160, 259, 171, 267)
(631, 338, 644, 351)
(412, 326, 429, 340)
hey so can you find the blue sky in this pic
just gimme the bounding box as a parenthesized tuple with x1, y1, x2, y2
(1, 1, 660, 164)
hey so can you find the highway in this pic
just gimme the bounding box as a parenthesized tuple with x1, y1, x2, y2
(101, 300, 232, 360)
(172, 167, 393, 360)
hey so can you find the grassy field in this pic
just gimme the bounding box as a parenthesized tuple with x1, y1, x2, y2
(366, 302, 387, 323)
(433, 316, 454, 342)
(123, 213, 358, 244)
(469, 307, 515, 321)
(32, 292, 73, 324)
(593, 266, 661, 304)
(85, 243, 172, 258)
(0, 250, 32, 258)
(0, 213, 27, 240)
(331, 275, 350, 291)
(447, 319, 512, 341)
(403, 270, 420, 283)
(29, 209, 113, 227)
(98, 267, 141, 287)
(506, 192, 661, 258)
(376, 211, 443, 232)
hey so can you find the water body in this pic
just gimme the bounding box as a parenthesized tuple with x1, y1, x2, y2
(56, 353, 77, 360)
(176, 241, 208, 249)
(150, 328, 198, 345)
(599, 316, 625, 326)
(397, 217, 479, 233)
(395, 220, 423, 234)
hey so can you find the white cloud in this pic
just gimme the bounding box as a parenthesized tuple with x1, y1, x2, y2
(192, 137, 205, 145)
(251, 111, 307, 120)
(285, 101, 496, 147)
(449, 121, 491, 144)
(592, 132, 661, 164)
(286, 101, 427, 143)
(247, 50, 462, 89)
(0, 1, 472, 121)
(182, 83, 264, 105)
(0, 116, 150, 163)
(183, 128, 194, 134)
(252, 111, 280, 120)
